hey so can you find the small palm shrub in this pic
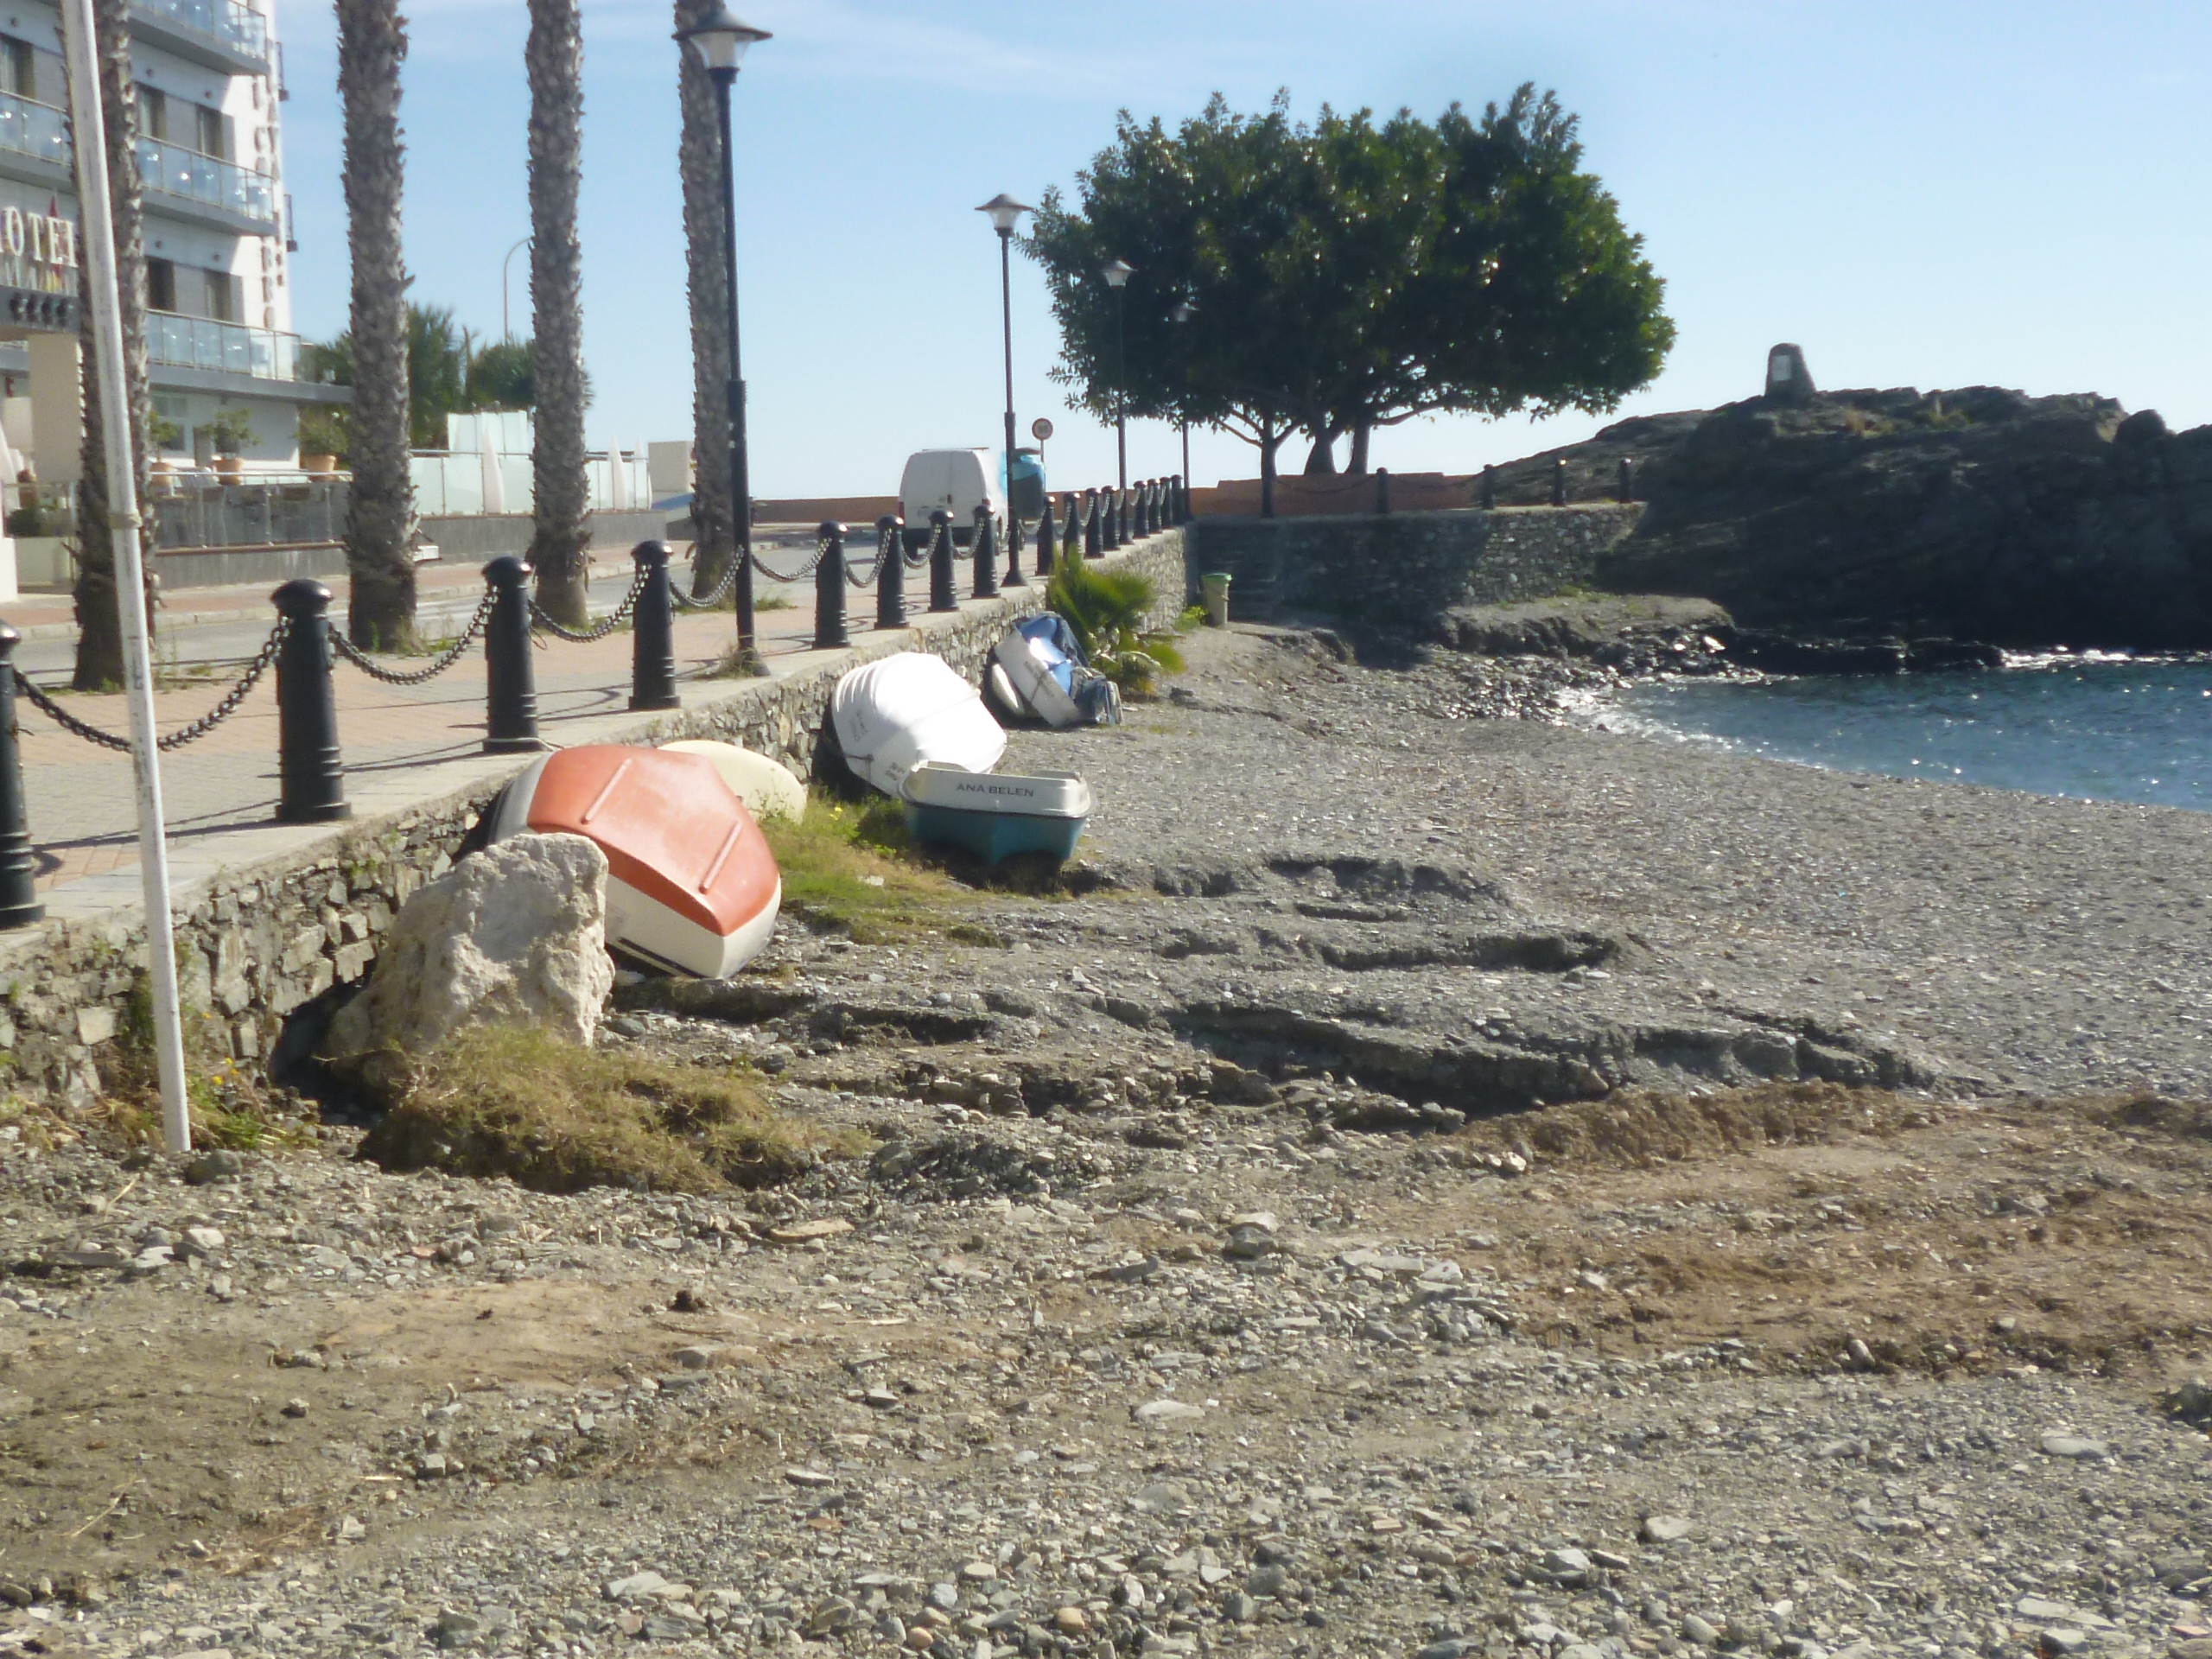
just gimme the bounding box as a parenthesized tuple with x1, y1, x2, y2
(1045, 561, 1185, 693)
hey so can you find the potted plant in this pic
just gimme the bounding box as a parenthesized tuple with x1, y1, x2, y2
(206, 407, 256, 479)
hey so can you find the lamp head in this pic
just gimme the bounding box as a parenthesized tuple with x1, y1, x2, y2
(677, 3, 770, 76)
(976, 194, 1033, 236)
(1102, 258, 1134, 289)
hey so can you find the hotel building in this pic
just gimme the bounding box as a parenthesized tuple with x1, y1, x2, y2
(0, 0, 333, 490)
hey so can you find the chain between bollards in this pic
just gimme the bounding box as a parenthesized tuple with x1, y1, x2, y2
(630, 540, 680, 711)
(271, 579, 350, 824)
(483, 556, 544, 753)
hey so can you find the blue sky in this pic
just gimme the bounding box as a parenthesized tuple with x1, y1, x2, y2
(276, 0, 2212, 497)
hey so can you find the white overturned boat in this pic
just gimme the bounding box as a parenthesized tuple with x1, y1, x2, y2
(487, 746, 781, 977)
(830, 652, 1005, 797)
(988, 613, 1122, 728)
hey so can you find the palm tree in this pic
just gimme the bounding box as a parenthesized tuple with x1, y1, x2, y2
(525, 0, 589, 626)
(674, 0, 732, 600)
(67, 0, 152, 691)
(335, 0, 416, 649)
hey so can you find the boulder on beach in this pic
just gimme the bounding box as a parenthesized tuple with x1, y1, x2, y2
(322, 831, 615, 1065)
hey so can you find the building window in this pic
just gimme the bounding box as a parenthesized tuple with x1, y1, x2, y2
(140, 85, 168, 141)
(194, 103, 228, 161)
(152, 393, 188, 454)
(147, 257, 176, 313)
(204, 269, 240, 322)
(1, 37, 33, 99)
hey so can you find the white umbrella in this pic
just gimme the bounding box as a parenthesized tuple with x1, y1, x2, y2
(607, 441, 631, 511)
(480, 423, 505, 515)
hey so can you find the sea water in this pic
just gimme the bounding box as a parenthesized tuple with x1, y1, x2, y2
(1596, 656, 2212, 812)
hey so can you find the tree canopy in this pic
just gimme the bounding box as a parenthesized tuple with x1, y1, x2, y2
(1027, 87, 1675, 475)
(304, 307, 572, 458)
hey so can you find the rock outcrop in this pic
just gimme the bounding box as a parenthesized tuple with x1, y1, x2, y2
(1486, 386, 2212, 649)
(323, 831, 614, 1061)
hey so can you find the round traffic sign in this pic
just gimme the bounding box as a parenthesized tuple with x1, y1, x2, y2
(1030, 417, 1055, 442)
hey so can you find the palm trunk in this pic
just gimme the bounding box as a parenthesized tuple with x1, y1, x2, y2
(336, 0, 416, 649)
(525, 0, 589, 626)
(67, 0, 151, 691)
(675, 0, 732, 600)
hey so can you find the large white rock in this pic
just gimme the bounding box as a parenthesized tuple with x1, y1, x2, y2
(324, 831, 614, 1058)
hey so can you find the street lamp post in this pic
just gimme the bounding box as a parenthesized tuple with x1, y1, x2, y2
(977, 195, 1033, 537)
(677, 3, 771, 664)
(500, 235, 531, 342)
(1172, 295, 1195, 517)
(1103, 258, 1132, 489)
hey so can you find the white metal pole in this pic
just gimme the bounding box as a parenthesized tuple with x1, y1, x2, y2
(60, 0, 190, 1154)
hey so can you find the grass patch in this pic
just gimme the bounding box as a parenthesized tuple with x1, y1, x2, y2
(761, 792, 966, 943)
(358, 1025, 861, 1194)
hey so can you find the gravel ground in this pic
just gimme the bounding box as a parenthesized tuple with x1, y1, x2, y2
(3, 617, 2209, 1659)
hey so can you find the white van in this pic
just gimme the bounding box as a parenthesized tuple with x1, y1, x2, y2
(899, 448, 1005, 550)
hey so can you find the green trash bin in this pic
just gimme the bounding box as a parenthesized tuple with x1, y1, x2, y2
(1200, 572, 1232, 627)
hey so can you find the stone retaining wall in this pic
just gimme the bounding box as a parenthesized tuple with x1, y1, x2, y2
(0, 531, 1187, 1109)
(1186, 505, 1644, 627)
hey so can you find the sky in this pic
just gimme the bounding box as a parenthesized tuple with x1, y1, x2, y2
(275, 0, 2212, 498)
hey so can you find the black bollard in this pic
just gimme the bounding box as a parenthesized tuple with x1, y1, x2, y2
(1480, 463, 1497, 511)
(0, 624, 44, 928)
(1102, 488, 1122, 552)
(1376, 467, 1391, 516)
(1033, 494, 1056, 580)
(875, 515, 907, 629)
(971, 505, 999, 599)
(1173, 473, 1187, 524)
(812, 521, 850, 650)
(1618, 456, 1636, 504)
(1003, 505, 1027, 587)
(1064, 493, 1084, 565)
(482, 556, 543, 753)
(1551, 457, 1567, 507)
(271, 578, 351, 823)
(927, 510, 957, 613)
(629, 540, 679, 711)
(1117, 486, 1134, 544)
(1139, 480, 1155, 537)
(1084, 491, 1103, 559)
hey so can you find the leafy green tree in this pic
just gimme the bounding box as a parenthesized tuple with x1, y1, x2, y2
(305, 302, 474, 452)
(1027, 88, 1674, 498)
(467, 339, 536, 410)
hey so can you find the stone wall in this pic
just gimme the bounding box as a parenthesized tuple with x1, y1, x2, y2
(0, 531, 1187, 1109)
(1185, 505, 1643, 629)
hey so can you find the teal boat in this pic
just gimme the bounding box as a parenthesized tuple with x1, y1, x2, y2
(901, 762, 1093, 865)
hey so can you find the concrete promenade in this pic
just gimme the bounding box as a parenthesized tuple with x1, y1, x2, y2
(8, 537, 1019, 917)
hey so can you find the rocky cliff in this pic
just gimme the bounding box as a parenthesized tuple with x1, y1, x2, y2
(1486, 386, 2212, 649)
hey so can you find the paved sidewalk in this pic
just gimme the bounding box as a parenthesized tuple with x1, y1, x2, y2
(17, 538, 1035, 907)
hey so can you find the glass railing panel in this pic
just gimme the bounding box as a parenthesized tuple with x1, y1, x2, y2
(0, 89, 71, 170)
(130, 135, 277, 225)
(132, 0, 268, 60)
(144, 312, 304, 383)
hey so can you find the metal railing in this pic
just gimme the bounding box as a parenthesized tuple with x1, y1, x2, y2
(147, 314, 300, 382)
(131, 0, 269, 60)
(148, 475, 347, 550)
(132, 134, 276, 226)
(0, 89, 69, 172)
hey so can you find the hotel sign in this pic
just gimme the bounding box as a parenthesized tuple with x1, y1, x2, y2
(2, 208, 78, 270)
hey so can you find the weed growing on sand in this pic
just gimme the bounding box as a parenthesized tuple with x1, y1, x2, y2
(759, 793, 966, 943)
(358, 1026, 862, 1193)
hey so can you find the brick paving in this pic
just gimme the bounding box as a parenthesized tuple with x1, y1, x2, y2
(16, 543, 1000, 900)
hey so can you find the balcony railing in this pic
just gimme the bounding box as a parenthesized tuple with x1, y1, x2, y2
(0, 88, 68, 173)
(149, 314, 299, 382)
(134, 134, 276, 226)
(131, 0, 269, 62)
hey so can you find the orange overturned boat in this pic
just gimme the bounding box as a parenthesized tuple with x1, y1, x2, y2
(486, 746, 781, 977)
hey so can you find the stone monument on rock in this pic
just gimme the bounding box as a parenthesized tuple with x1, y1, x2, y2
(1764, 343, 1815, 405)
